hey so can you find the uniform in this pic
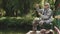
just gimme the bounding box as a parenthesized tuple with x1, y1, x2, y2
(32, 7, 54, 30)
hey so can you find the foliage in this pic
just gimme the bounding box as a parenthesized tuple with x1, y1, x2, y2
(0, 0, 55, 16)
(0, 17, 58, 30)
(0, 0, 59, 31)
(0, 17, 34, 30)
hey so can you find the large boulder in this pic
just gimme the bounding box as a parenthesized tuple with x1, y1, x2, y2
(26, 31, 40, 34)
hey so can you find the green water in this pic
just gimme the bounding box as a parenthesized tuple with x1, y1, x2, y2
(0, 28, 58, 34)
(0, 32, 25, 34)
(0, 30, 26, 34)
(0, 29, 28, 34)
(0, 30, 27, 34)
(0, 30, 57, 34)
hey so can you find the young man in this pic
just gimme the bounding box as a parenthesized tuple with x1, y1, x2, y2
(32, 3, 54, 31)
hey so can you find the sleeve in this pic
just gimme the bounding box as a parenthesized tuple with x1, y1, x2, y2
(47, 9, 52, 16)
(36, 7, 42, 13)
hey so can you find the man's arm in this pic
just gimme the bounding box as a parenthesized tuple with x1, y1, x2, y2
(35, 4, 42, 16)
(54, 26, 60, 34)
(47, 9, 52, 16)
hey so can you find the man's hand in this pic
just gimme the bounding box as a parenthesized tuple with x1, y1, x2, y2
(38, 13, 42, 16)
(35, 4, 39, 8)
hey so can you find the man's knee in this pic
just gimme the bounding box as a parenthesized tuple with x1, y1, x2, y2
(32, 17, 40, 25)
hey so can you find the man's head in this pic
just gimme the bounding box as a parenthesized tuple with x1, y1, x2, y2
(44, 3, 50, 9)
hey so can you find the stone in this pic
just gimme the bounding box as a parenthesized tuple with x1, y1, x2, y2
(26, 31, 40, 34)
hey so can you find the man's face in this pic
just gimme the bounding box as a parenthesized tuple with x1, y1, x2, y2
(44, 4, 49, 9)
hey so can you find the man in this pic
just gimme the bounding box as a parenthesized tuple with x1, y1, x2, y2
(32, 3, 54, 31)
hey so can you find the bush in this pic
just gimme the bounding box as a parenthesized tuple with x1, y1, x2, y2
(0, 17, 34, 30)
(0, 17, 58, 30)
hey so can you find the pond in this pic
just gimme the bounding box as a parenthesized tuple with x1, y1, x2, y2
(0, 29, 58, 34)
(0, 28, 28, 34)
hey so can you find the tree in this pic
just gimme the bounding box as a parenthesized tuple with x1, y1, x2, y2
(55, 0, 60, 29)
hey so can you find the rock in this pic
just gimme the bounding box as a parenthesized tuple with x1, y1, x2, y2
(26, 31, 40, 34)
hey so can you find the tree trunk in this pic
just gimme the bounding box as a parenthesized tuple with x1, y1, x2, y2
(23, 0, 30, 14)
